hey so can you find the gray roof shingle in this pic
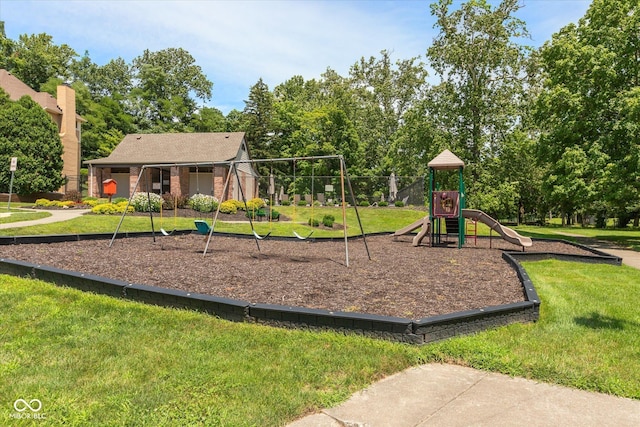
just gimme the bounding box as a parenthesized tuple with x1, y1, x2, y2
(86, 132, 247, 166)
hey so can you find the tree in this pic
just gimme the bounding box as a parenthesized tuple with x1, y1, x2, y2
(130, 48, 213, 131)
(349, 50, 428, 176)
(0, 89, 65, 193)
(243, 78, 275, 163)
(426, 0, 533, 214)
(5, 33, 76, 90)
(191, 106, 227, 132)
(427, 0, 530, 158)
(536, 0, 640, 225)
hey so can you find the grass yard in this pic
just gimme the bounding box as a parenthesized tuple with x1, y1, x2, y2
(1, 275, 417, 426)
(421, 261, 640, 399)
(1, 261, 639, 425)
(0, 207, 51, 224)
(1, 208, 639, 424)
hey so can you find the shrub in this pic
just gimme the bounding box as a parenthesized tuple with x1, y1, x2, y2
(219, 200, 238, 214)
(82, 197, 102, 207)
(246, 208, 266, 220)
(189, 193, 219, 213)
(308, 217, 320, 227)
(379, 201, 389, 207)
(92, 203, 116, 215)
(236, 199, 248, 210)
(297, 199, 307, 206)
(130, 192, 162, 212)
(246, 198, 265, 212)
(91, 202, 134, 215)
(322, 214, 335, 228)
(112, 197, 129, 204)
(35, 198, 52, 207)
(358, 200, 370, 207)
(394, 200, 404, 207)
(281, 200, 291, 206)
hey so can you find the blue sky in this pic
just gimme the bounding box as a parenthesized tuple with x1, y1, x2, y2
(1, 0, 591, 114)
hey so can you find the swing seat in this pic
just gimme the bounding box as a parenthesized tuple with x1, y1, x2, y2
(252, 230, 272, 240)
(160, 228, 176, 236)
(293, 230, 314, 240)
(194, 220, 212, 235)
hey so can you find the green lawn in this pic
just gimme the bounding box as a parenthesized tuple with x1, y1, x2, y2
(2, 259, 638, 425)
(516, 224, 640, 251)
(1, 276, 418, 426)
(0, 206, 427, 237)
(1, 208, 639, 424)
(0, 207, 51, 224)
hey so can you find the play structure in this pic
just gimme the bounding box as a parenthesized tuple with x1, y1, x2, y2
(394, 149, 532, 249)
(109, 155, 371, 267)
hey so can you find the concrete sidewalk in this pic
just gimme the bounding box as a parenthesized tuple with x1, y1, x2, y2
(553, 231, 640, 269)
(0, 208, 90, 230)
(289, 364, 640, 426)
(290, 244, 640, 427)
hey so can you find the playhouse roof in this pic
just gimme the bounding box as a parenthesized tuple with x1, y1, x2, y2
(428, 149, 465, 170)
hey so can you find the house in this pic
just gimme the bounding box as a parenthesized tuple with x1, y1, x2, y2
(85, 132, 259, 202)
(0, 69, 86, 193)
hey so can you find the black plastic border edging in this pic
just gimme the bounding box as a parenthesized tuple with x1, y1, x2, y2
(0, 233, 623, 344)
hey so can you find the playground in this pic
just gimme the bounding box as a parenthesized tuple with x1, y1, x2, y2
(0, 150, 605, 320)
(1, 233, 594, 320)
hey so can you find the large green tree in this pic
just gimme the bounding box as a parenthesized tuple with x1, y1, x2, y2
(0, 89, 65, 193)
(349, 50, 428, 176)
(536, 0, 640, 225)
(243, 78, 275, 164)
(426, 0, 534, 215)
(130, 48, 213, 132)
(4, 33, 76, 90)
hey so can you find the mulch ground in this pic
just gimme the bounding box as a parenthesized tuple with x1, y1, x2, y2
(0, 232, 596, 320)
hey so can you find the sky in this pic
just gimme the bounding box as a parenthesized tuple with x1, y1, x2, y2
(1, 0, 592, 114)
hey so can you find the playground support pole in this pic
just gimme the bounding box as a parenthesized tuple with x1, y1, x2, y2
(109, 167, 145, 247)
(203, 161, 234, 256)
(233, 161, 261, 252)
(146, 168, 157, 243)
(458, 165, 465, 249)
(428, 167, 435, 246)
(341, 156, 371, 263)
(339, 158, 349, 267)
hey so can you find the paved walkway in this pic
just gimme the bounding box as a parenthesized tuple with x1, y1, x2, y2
(0, 208, 90, 230)
(290, 238, 640, 426)
(553, 231, 640, 269)
(289, 364, 640, 426)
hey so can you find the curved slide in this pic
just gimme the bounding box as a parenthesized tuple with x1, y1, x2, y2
(392, 216, 431, 247)
(462, 209, 532, 248)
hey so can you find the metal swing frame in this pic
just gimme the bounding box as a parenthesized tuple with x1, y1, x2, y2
(109, 155, 370, 267)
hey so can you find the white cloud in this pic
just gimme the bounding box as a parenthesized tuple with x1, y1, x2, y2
(2, 0, 589, 113)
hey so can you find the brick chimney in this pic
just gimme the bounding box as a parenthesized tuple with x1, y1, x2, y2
(57, 84, 81, 192)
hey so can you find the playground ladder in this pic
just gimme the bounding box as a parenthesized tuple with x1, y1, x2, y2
(465, 219, 478, 246)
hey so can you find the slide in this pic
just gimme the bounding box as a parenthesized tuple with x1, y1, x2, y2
(393, 216, 431, 247)
(462, 209, 532, 248)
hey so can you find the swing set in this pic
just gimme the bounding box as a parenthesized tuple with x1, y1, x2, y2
(109, 155, 370, 267)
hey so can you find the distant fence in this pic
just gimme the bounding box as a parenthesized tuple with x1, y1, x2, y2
(257, 174, 426, 206)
